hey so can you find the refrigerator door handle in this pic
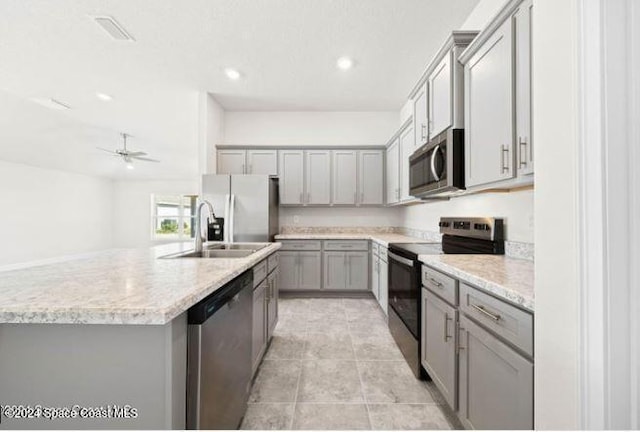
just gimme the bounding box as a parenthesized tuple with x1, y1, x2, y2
(223, 194, 231, 243)
(229, 194, 236, 243)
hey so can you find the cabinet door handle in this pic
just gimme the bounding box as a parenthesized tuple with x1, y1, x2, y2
(444, 312, 452, 342)
(421, 123, 427, 141)
(428, 277, 443, 288)
(307, 192, 310, 203)
(299, 193, 303, 204)
(501, 145, 510, 173)
(519, 137, 528, 167)
(471, 304, 501, 321)
(458, 325, 465, 352)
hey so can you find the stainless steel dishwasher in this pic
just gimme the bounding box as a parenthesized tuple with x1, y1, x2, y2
(186, 270, 253, 430)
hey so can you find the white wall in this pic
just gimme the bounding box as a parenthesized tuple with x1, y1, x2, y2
(402, 189, 533, 242)
(280, 206, 401, 229)
(460, 0, 509, 30)
(223, 111, 398, 146)
(0, 161, 114, 267)
(112, 179, 199, 248)
(533, 0, 580, 428)
(198, 93, 225, 176)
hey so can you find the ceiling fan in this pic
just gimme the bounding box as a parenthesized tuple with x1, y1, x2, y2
(98, 133, 160, 169)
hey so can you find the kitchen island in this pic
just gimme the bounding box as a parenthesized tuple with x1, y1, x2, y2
(0, 242, 281, 430)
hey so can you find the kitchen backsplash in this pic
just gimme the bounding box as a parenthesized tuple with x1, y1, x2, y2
(278, 225, 534, 261)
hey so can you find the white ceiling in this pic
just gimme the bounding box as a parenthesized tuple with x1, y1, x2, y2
(0, 0, 478, 179)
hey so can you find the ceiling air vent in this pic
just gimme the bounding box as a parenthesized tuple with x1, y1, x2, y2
(93, 16, 135, 41)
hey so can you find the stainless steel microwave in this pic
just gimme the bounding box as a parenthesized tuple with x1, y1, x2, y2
(409, 128, 465, 198)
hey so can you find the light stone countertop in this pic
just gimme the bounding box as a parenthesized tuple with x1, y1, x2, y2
(0, 242, 281, 325)
(419, 254, 534, 312)
(274, 233, 427, 247)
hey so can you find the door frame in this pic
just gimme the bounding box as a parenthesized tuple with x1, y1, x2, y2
(576, 0, 640, 428)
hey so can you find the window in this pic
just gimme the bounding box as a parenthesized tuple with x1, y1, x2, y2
(151, 195, 198, 241)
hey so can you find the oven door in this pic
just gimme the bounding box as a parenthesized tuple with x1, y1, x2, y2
(388, 251, 419, 338)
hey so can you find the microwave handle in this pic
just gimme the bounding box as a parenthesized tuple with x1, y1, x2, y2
(430, 144, 442, 181)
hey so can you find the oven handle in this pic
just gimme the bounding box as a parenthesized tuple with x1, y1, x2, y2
(388, 251, 414, 267)
(430, 144, 442, 181)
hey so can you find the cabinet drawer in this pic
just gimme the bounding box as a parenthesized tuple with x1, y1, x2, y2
(253, 260, 268, 288)
(267, 253, 279, 274)
(460, 283, 533, 357)
(280, 240, 321, 251)
(324, 240, 369, 251)
(422, 265, 457, 306)
(371, 241, 379, 257)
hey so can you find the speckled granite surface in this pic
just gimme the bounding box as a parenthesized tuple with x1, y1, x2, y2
(419, 254, 534, 312)
(0, 242, 281, 325)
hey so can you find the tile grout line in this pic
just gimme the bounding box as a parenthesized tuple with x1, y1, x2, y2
(346, 299, 375, 431)
(288, 302, 311, 430)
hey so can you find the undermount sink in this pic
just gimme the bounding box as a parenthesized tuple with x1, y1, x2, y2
(160, 242, 270, 259)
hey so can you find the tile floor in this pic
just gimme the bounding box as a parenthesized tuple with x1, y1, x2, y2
(241, 298, 459, 430)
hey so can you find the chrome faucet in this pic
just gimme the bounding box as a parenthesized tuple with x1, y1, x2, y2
(195, 200, 216, 253)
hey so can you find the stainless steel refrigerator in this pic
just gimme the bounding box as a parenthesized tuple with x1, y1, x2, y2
(201, 175, 279, 242)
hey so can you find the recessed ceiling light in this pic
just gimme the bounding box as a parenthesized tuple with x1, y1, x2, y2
(336, 56, 354, 70)
(126, 162, 134, 170)
(92, 16, 135, 41)
(224, 68, 242, 80)
(30, 97, 72, 110)
(96, 92, 113, 101)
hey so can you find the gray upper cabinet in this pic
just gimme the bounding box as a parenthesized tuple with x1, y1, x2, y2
(247, 150, 278, 175)
(399, 125, 415, 203)
(217, 150, 246, 174)
(413, 83, 429, 149)
(305, 150, 331, 205)
(458, 314, 533, 430)
(421, 288, 458, 410)
(464, 18, 515, 188)
(332, 150, 358, 205)
(386, 138, 400, 205)
(278, 150, 304, 205)
(460, 1, 534, 189)
(359, 150, 384, 205)
(514, 0, 534, 176)
(428, 54, 452, 140)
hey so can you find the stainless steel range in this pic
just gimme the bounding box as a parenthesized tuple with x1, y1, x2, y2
(387, 217, 504, 379)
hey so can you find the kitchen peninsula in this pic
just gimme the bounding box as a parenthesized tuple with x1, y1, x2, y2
(0, 242, 280, 429)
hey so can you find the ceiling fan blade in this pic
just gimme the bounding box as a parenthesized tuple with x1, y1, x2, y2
(126, 151, 147, 157)
(97, 147, 117, 155)
(131, 156, 160, 163)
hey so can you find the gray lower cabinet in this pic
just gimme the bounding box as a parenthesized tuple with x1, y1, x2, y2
(378, 249, 388, 315)
(458, 314, 533, 430)
(278, 250, 322, 291)
(322, 251, 368, 291)
(252, 255, 279, 376)
(421, 288, 458, 409)
(267, 268, 278, 341)
(252, 279, 267, 374)
(371, 250, 379, 300)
